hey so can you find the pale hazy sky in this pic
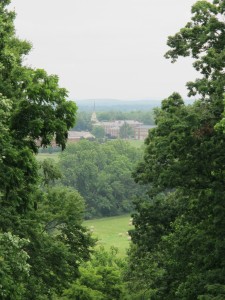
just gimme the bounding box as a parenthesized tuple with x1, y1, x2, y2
(10, 0, 198, 101)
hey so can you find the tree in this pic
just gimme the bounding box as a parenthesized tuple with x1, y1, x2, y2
(125, 1, 225, 299)
(0, 1, 93, 298)
(0, 158, 94, 299)
(0, 232, 30, 300)
(91, 126, 105, 139)
(62, 247, 127, 300)
(98, 111, 127, 121)
(23, 184, 94, 298)
(165, 0, 225, 112)
(119, 122, 134, 139)
(73, 111, 93, 131)
(0, 1, 77, 215)
(97, 110, 155, 125)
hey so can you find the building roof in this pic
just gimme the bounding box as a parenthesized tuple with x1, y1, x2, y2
(101, 120, 143, 127)
(68, 131, 94, 139)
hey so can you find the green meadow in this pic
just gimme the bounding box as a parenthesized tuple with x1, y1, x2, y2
(36, 152, 60, 162)
(126, 139, 145, 148)
(84, 215, 134, 257)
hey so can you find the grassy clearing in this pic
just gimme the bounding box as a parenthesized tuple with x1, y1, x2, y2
(36, 152, 60, 162)
(84, 215, 134, 257)
(127, 139, 144, 148)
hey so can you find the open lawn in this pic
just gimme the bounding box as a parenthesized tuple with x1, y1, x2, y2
(36, 152, 60, 162)
(84, 215, 134, 257)
(127, 139, 145, 148)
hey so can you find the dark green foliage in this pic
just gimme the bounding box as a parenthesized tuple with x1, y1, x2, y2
(10, 68, 77, 151)
(0, 158, 94, 299)
(0, 0, 77, 213)
(58, 140, 146, 218)
(125, 1, 225, 299)
(0, 1, 93, 299)
(126, 93, 225, 299)
(21, 185, 94, 298)
(0, 232, 30, 299)
(62, 247, 126, 300)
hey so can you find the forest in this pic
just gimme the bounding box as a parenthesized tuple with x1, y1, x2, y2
(58, 140, 146, 219)
(1, 0, 225, 299)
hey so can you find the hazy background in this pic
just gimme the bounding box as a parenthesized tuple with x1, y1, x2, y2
(10, 0, 198, 102)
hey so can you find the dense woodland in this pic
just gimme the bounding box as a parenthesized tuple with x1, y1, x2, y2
(58, 140, 146, 219)
(0, 0, 225, 299)
(125, 0, 225, 298)
(0, 0, 93, 298)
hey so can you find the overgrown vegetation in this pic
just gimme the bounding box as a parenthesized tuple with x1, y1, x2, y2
(125, 1, 225, 298)
(58, 140, 146, 219)
(61, 247, 127, 300)
(0, 1, 93, 298)
(97, 110, 155, 124)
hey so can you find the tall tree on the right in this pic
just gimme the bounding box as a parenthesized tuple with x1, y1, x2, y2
(165, 0, 225, 115)
(125, 1, 225, 299)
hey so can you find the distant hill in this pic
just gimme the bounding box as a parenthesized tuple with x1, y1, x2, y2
(75, 99, 161, 112)
(74, 98, 195, 112)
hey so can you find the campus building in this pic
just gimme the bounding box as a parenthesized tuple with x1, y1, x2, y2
(134, 125, 156, 140)
(67, 131, 95, 142)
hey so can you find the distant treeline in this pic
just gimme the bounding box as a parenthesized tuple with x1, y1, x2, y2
(75, 99, 161, 112)
(97, 110, 155, 124)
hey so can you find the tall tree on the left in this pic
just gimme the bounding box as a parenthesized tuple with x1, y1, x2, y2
(0, 1, 93, 299)
(0, 0, 77, 213)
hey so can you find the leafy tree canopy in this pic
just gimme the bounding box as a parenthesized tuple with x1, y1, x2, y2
(119, 123, 135, 139)
(62, 247, 126, 300)
(97, 110, 155, 125)
(125, 1, 225, 299)
(0, 0, 77, 214)
(58, 140, 147, 218)
(0, 1, 93, 299)
(0, 232, 30, 300)
(91, 126, 105, 139)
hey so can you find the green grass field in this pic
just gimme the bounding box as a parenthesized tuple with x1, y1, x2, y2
(84, 215, 134, 257)
(127, 139, 145, 148)
(36, 152, 60, 162)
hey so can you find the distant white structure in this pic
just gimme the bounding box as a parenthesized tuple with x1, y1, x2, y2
(90, 101, 101, 125)
(67, 131, 94, 142)
(91, 111, 99, 124)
